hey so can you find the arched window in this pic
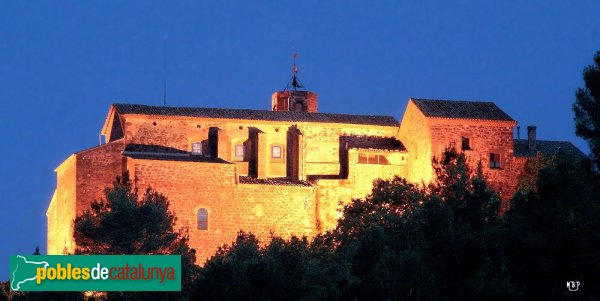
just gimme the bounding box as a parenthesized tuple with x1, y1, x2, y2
(197, 208, 208, 230)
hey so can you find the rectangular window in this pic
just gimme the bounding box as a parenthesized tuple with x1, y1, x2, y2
(192, 142, 203, 155)
(234, 144, 244, 158)
(358, 152, 389, 165)
(462, 137, 471, 150)
(490, 153, 501, 169)
(272, 146, 282, 158)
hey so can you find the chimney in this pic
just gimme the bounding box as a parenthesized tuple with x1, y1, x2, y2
(527, 125, 536, 151)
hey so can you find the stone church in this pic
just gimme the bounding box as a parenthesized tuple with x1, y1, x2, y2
(47, 70, 586, 262)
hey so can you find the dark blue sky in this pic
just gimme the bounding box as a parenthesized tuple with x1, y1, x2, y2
(1, 1, 599, 278)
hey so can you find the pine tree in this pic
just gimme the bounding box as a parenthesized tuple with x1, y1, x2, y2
(73, 172, 200, 300)
(573, 50, 600, 168)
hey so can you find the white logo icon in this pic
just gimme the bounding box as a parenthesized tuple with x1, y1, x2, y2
(567, 281, 580, 292)
(10, 255, 49, 291)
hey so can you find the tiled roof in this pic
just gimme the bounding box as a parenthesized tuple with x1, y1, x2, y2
(513, 139, 588, 161)
(123, 144, 230, 163)
(113, 103, 399, 127)
(411, 98, 515, 121)
(342, 135, 407, 152)
(238, 176, 312, 187)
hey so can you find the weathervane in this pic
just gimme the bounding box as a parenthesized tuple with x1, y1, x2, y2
(285, 52, 306, 91)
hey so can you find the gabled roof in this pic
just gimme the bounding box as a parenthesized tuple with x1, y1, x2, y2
(112, 103, 399, 127)
(513, 139, 588, 161)
(342, 135, 407, 152)
(411, 98, 515, 121)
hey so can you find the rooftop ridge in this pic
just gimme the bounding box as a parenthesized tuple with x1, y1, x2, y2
(112, 103, 399, 127)
(411, 97, 496, 104)
(112, 103, 396, 118)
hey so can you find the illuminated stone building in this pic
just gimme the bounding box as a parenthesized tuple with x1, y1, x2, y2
(47, 72, 586, 262)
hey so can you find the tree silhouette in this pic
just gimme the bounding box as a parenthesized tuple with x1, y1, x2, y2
(73, 172, 200, 300)
(573, 50, 600, 168)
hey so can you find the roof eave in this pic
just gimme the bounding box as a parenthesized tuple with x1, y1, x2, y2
(427, 116, 517, 125)
(351, 147, 408, 153)
(116, 112, 399, 127)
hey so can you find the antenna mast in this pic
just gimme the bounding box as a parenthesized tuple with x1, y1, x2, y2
(163, 38, 167, 106)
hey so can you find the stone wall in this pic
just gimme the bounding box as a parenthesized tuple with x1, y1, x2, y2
(313, 148, 409, 231)
(398, 101, 434, 184)
(313, 179, 353, 231)
(428, 118, 517, 200)
(47, 141, 126, 255)
(299, 123, 399, 177)
(47, 155, 77, 254)
(75, 140, 126, 213)
(119, 114, 398, 179)
(130, 157, 316, 263)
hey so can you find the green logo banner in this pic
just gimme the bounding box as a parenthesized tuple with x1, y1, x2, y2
(9, 255, 181, 291)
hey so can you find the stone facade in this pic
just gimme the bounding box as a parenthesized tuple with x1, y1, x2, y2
(47, 92, 584, 263)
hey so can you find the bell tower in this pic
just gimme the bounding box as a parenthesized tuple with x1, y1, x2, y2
(271, 53, 318, 113)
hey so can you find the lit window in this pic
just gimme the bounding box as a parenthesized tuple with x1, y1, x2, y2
(234, 144, 244, 158)
(192, 142, 203, 155)
(490, 153, 501, 169)
(462, 137, 471, 150)
(358, 152, 389, 165)
(272, 146, 282, 158)
(197, 208, 208, 230)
